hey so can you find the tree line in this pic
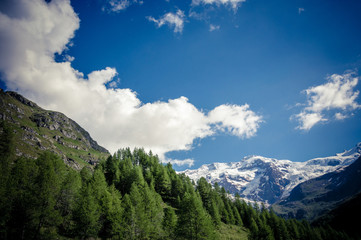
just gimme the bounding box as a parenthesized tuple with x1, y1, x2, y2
(0, 122, 353, 239)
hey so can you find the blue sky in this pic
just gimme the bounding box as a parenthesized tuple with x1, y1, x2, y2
(1, 0, 361, 170)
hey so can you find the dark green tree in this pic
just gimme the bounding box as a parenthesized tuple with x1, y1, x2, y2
(163, 207, 177, 239)
(73, 183, 101, 238)
(177, 192, 217, 240)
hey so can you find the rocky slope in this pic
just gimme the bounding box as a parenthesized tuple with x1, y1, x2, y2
(0, 89, 109, 169)
(273, 155, 361, 220)
(182, 143, 361, 204)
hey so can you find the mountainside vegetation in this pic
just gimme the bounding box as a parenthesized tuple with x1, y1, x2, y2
(0, 90, 357, 239)
(0, 89, 109, 170)
(313, 192, 361, 239)
(0, 125, 353, 239)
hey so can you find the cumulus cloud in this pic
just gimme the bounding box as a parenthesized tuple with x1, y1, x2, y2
(147, 10, 185, 33)
(0, 0, 262, 166)
(208, 104, 263, 138)
(292, 72, 360, 130)
(191, 0, 246, 10)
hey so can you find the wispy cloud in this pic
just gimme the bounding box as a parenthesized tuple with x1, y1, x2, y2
(191, 0, 247, 11)
(0, 0, 262, 167)
(209, 24, 220, 32)
(163, 158, 195, 167)
(292, 72, 360, 130)
(103, 0, 143, 13)
(147, 10, 185, 33)
(298, 7, 305, 15)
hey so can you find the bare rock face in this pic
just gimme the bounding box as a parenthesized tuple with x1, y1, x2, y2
(274, 155, 361, 221)
(0, 89, 109, 169)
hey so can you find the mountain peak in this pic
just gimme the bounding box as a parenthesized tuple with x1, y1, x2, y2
(182, 144, 361, 204)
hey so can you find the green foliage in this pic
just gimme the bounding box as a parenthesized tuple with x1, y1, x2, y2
(217, 222, 248, 240)
(177, 191, 217, 240)
(0, 146, 353, 239)
(163, 207, 178, 238)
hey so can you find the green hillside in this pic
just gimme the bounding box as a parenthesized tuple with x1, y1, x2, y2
(0, 89, 354, 240)
(0, 89, 109, 169)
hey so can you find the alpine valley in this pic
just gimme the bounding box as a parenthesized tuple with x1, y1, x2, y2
(1, 89, 361, 239)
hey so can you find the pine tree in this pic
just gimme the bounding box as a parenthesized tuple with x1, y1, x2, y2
(233, 205, 243, 226)
(177, 192, 217, 240)
(121, 194, 136, 239)
(118, 157, 134, 194)
(99, 185, 123, 239)
(0, 122, 13, 240)
(209, 199, 222, 227)
(6, 157, 39, 239)
(31, 153, 65, 239)
(73, 182, 101, 238)
(129, 183, 146, 238)
(57, 169, 81, 238)
(104, 156, 120, 186)
(249, 217, 259, 240)
(163, 207, 177, 239)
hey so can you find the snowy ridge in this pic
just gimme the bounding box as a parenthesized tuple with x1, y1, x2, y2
(181, 143, 361, 204)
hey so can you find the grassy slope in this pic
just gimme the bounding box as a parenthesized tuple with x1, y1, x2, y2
(0, 90, 109, 168)
(218, 223, 249, 240)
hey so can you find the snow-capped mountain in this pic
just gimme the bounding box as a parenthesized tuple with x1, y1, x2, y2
(181, 143, 361, 204)
(273, 155, 361, 220)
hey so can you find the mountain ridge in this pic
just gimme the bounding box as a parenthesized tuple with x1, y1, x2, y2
(273, 155, 361, 220)
(0, 89, 109, 169)
(182, 143, 361, 204)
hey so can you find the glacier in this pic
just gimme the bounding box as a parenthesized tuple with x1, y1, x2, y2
(181, 143, 361, 204)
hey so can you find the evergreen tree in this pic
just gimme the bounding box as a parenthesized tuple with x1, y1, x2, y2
(233, 205, 243, 226)
(118, 157, 134, 194)
(104, 156, 120, 186)
(177, 192, 217, 240)
(249, 217, 259, 240)
(121, 194, 136, 239)
(99, 185, 123, 239)
(129, 183, 146, 238)
(6, 157, 39, 239)
(31, 153, 65, 239)
(57, 169, 81, 238)
(163, 207, 177, 239)
(73, 183, 101, 238)
(79, 166, 92, 183)
(0, 122, 15, 239)
(209, 199, 222, 227)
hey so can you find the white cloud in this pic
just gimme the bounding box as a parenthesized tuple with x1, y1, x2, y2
(335, 112, 348, 120)
(0, 0, 262, 167)
(292, 72, 360, 130)
(192, 0, 246, 10)
(147, 10, 185, 33)
(293, 112, 326, 131)
(109, 0, 130, 11)
(304, 73, 360, 112)
(208, 104, 263, 138)
(298, 8, 305, 15)
(103, 0, 143, 12)
(209, 24, 220, 32)
(163, 158, 195, 167)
